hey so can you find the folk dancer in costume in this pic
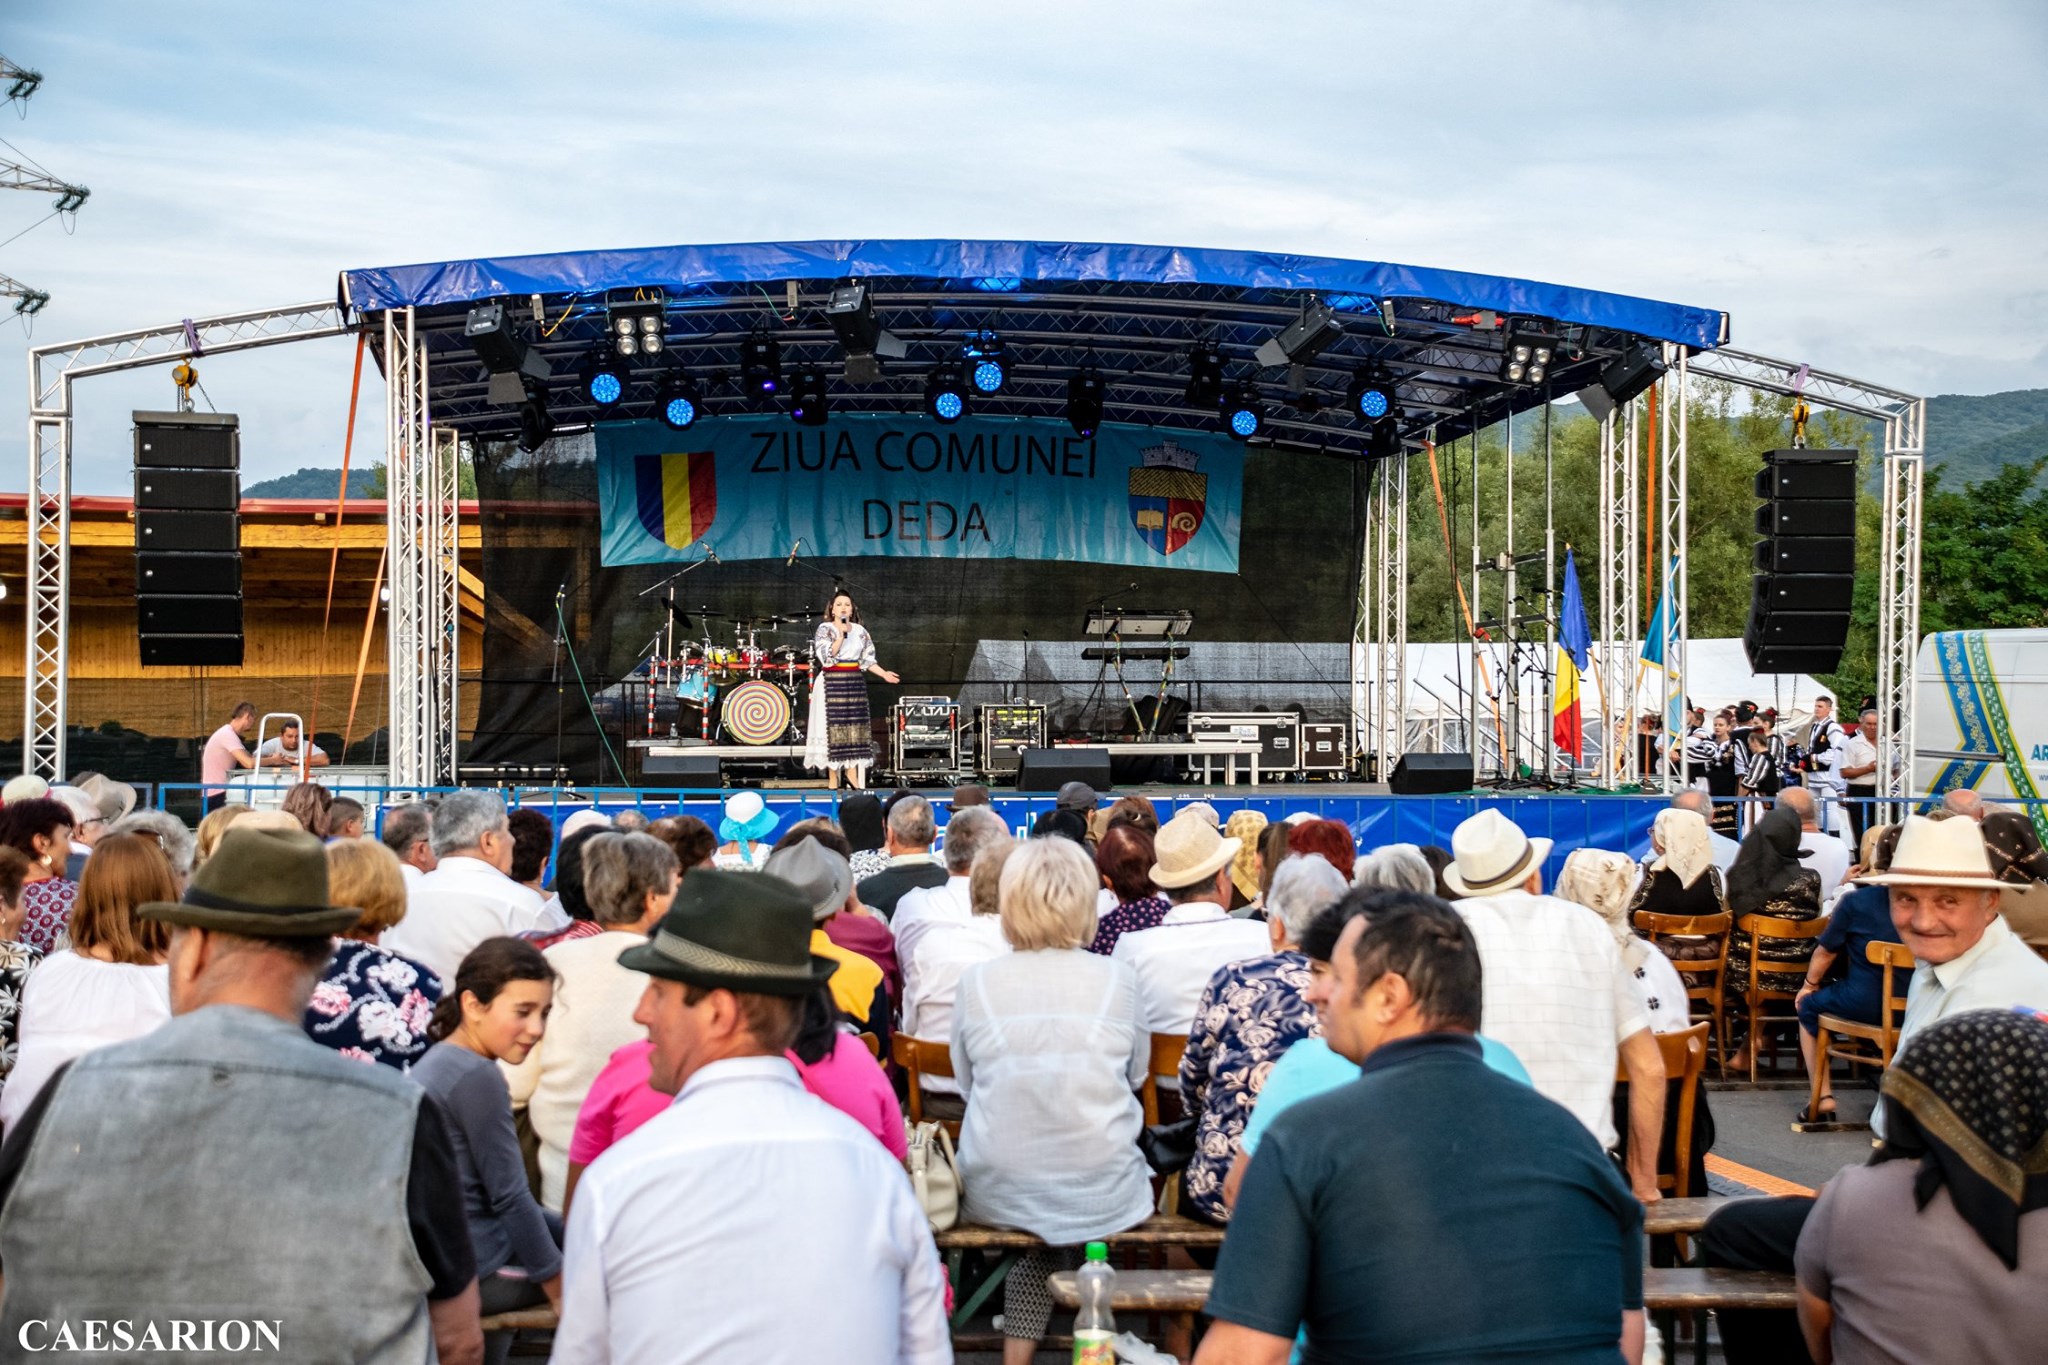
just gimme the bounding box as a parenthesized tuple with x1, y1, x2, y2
(806, 591, 899, 791)
(1801, 694, 1849, 834)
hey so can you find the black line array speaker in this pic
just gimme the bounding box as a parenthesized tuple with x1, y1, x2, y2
(1015, 747, 1113, 794)
(1388, 751, 1474, 795)
(1745, 448, 1857, 675)
(133, 411, 242, 667)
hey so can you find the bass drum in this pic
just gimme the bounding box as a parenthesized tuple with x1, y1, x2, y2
(719, 678, 794, 746)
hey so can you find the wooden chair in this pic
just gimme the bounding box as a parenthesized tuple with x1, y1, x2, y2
(857, 1031, 882, 1059)
(891, 1034, 960, 1140)
(1805, 940, 1914, 1129)
(1737, 914, 1827, 1083)
(1612, 1022, 1709, 1199)
(1633, 910, 1733, 1070)
(1140, 1033, 1189, 1125)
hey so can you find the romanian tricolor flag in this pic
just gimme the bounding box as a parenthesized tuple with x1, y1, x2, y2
(1554, 548, 1591, 762)
(632, 451, 718, 551)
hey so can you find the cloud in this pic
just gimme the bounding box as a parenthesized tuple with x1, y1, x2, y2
(0, 0, 2043, 491)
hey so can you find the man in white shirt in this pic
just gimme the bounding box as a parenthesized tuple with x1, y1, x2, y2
(1778, 787, 1851, 903)
(379, 801, 438, 886)
(255, 719, 330, 770)
(1668, 791, 1740, 873)
(1800, 694, 1847, 831)
(1839, 709, 1882, 848)
(888, 805, 1007, 972)
(900, 826, 1014, 1098)
(556, 870, 948, 1365)
(383, 791, 558, 984)
(1442, 809, 1667, 1203)
(1112, 812, 1268, 1036)
(1861, 814, 2048, 1137)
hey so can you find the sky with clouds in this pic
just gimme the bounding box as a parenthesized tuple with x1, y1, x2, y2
(1, 0, 2042, 493)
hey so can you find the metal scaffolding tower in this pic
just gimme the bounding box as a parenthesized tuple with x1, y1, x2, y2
(1351, 451, 1409, 776)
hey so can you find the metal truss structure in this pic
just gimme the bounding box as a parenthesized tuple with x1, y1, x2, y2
(1654, 349, 1691, 794)
(1593, 401, 1641, 785)
(20, 302, 349, 778)
(1352, 453, 1408, 775)
(1684, 347, 1926, 800)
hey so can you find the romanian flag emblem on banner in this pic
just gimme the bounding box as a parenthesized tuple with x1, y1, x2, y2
(1553, 548, 1591, 762)
(632, 451, 718, 551)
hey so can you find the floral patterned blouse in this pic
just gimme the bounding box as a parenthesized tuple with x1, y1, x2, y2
(18, 878, 78, 956)
(0, 939, 44, 1095)
(1087, 895, 1171, 957)
(304, 939, 443, 1071)
(1179, 950, 1319, 1224)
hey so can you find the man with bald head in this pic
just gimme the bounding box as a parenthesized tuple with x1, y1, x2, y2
(1777, 788, 1851, 902)
(1668, 790, 1740, 874)
(1941, 789, 1987, 821)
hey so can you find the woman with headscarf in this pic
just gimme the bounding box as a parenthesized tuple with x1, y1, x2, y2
(1794, 823, 1906, 1123)
(1795, 1007, 2048, 1361)
(1983, 808, 2048, 949)
(1222, 809, 1268, 915)
(1628, 808, 1727, 919)
(1725, 802, 1824, 1065)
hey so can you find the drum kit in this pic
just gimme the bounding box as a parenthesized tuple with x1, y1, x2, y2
(650, 602, 819, 746)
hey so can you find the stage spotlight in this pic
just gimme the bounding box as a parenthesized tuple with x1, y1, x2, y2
(1369, 421, 1404, 461)
(1255, 300, 1341, 368)
(608, 295, 666, 359)
(824, 283, 906, 383)
(581, 352, 627, 409)
(1066, 369, 1105, 438)
(924, 369, 968, 423)
(1222, 386, 1264, 440)
(1500, 320, 1560, 386)
(1347, 368, 1397, 424)
(657, 374, 702, 431)
(464, 302, 552, 406)
(1598, 344, 1666, 405)
(741, 333, 783, 399)
(517, 380, 555, 453)
(1185, 344, 1225, 408)
(790, 368, 829, 426)
(963, 332, 1006, 394)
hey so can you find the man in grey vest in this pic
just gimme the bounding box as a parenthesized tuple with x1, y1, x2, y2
(0, 825, 484, 1364)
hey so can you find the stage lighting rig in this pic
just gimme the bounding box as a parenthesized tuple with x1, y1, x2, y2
(517, 379, 555, 453)
(825, 284, 908, 383)
(581, 352, 627, 409)
(1254, 300, 1341, 369)
(464, 302, 552, 406)
(1066, 369, 1105, 438)
(1222, 386, 1264, 441)
(1185, 344, 1225, 408)
(608, 294, 667, 359)
(1500, 320, 1559, 387)
(924, 369, 968, 424)
(741, 333, 784, 400)
(790, 368, 829, 426)
(657, 374, 703, 431)
(963, 332, 1007, 394)
(1347, 367, 1397, 425)
(1369, 421, 1404, 461)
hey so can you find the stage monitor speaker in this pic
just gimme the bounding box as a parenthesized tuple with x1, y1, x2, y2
(139, 635, 244, 667)
(133, 411, 239, 469)
(639, 749, 725, 784)
(1748, 448, 1856, 676)
(135, 467, 239, 511)
(1015, 747, 1112, 794)
(1388, 751, 1474, 795)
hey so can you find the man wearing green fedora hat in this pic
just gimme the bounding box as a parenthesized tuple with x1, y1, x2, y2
(0, 826, 488, 1364)
(554, 868, 948, 1365)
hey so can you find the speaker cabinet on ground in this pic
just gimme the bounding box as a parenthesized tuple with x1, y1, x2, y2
(1388, 751, 1474, 795)
(1746, 448, 1856, 676)
(133, 411, 243, 667)
(1015, 747, 1113, 794)
(639, 749, 724, 784)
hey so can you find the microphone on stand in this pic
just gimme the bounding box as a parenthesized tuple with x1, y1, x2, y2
(702, 542, 720, 563)
(785, 538, 803, 566)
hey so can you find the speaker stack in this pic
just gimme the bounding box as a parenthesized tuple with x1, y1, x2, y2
(1745, 448, 1857, 675)
(134, 411, 244, 667)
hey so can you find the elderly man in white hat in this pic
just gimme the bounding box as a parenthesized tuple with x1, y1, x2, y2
(1444, 808, 1668, 1203)
(1111, 810, 1270, 1038)
(1860, 813, 2048, 1135)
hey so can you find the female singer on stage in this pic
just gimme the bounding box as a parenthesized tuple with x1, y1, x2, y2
(808, 591, 898, 790)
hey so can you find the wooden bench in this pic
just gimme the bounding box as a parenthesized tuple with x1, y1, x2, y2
(938, 1213, 1222, 1332)
(1641, 1195, 1762, 1238)
(1049, 1269, 1208, 1363)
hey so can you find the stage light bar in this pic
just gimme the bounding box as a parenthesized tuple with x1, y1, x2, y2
(1347, 367, 1397, 424)
(963, 332, 1006, 394)
(1254, 300, 1341, 368)
(1185, 344, 1225, 408)
(581, 352, 627, 409)
(608, 295, 667, 360)
(924, 369, 968, 424)
(790, 368, 829, 426)
(657, 374, 703, 431)
(1222, 386, 1264, 440)
(1501, 320, 1559, 387)
(741, 333, 783, 399)
(517, 379, 555, 453)
(1066, 369, 1105, 438)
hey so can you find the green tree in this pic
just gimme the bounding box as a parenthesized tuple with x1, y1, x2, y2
(362, 457, 478, 499)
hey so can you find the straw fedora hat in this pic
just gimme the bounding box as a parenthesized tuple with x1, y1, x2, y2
(1442, 809, 1554, 898)
(1149, 812, 1242, 891)
(1857, 814, 2007, 894)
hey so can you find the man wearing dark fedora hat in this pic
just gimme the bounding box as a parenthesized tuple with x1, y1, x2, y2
(0, 826, 487, 1364)
(554, 868, 948, 1365)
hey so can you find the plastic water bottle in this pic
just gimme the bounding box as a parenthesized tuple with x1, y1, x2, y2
(1073, 1240, 1116, 1364)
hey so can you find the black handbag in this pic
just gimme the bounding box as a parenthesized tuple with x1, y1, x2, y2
(1137, 1116, 1199, 1175)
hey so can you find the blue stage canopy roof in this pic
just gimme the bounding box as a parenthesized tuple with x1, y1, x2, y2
(340, 238, 1727, 457)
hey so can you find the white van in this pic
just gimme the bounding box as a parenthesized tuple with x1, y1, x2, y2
(1914, 628, 2048, 800)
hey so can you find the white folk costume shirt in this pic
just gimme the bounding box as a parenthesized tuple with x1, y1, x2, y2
(1452, 890, 1651, 1149)
(812, 621, 877, 669)
(554, 1055, 949, 1365)
(1109, 902, 1270, 1036)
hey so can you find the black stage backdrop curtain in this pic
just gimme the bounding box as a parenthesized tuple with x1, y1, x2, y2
(471, 431, 1370, 782)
